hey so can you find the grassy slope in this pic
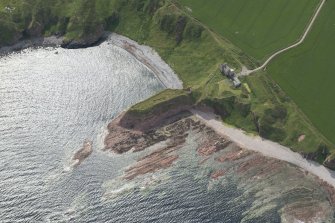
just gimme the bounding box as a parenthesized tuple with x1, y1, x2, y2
(113, 2, 243, 88)
(129, 89, 190, 114)
(179, 0, 319, 61)
(0, 0, 121, 44)
(245, 72, 329, 154)
(113, 1, 259, 134)
(175, 0, 334, 161)
(117, 2, 330, 156)
(268, 0, 335, 145)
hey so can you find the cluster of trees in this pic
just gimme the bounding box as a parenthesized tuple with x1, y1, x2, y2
(255, 105, 288, 141)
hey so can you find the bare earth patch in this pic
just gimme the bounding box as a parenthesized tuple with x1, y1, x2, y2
(298, 134, 306, 142)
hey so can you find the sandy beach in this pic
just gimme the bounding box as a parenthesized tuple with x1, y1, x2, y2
(107, 33, 183, 89)
(191, 109, 335, 188)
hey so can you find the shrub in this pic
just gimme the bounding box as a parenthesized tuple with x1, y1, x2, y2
(184, 21, 203, 40)
(159, 14, 177, 34)
(175, 16, 187, 44)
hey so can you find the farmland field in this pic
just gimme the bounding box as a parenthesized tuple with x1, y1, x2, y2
(179, 0, 320, 61)
(268, 0, 335, 144)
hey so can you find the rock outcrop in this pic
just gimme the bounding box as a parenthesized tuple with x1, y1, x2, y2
(72, 140, 93, 166)
(61, 25, 105, 49)
(324, 155, 335, 170)
(123, 143, 181, 180)
(103, 109, 335, 223)
(26, 20, 44, 38)
(119, 94, 193, 131)
(104, 110, 192, 154)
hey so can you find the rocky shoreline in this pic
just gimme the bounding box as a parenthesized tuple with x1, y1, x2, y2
(104, 108, 335, 221)
(192, 109, 335, 188)
(0, 32, 183, 91)
(0, 36, 64, 56)
(0, 30, 106, 57)
(104, 110, 228, 180)
(105, 106, 335, 191)
(104, 109, 192, 154)
(0, 34, 106, 57)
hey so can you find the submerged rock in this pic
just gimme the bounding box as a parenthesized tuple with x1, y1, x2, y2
(124, 145, 180, 180)
(210, 169, 226, 180)
(72, 140, 93, 166)
(103, 111, 335, 221)
(105, 112, 233, 180)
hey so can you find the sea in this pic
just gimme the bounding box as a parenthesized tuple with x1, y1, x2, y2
(0, 40, 334, 223)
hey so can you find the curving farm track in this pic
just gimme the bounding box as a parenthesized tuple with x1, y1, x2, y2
(239, 0, 326, 76)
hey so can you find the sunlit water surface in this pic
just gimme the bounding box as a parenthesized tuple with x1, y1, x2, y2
(0, 42, 333, 223)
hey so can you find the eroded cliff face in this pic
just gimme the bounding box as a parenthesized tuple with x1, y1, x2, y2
(119, 105, 192, 132)
(120, 93, 193, 131)
(300, 146, 335, 171)
(324, 155, 335, 170)
(104, 90, 195, 153)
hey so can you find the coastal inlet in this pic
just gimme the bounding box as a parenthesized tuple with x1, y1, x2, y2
(0, 34, 334, 222)
(0, 35, 165, 222)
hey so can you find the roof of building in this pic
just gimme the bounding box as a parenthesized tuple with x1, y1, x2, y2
(220, 63, 241, 87)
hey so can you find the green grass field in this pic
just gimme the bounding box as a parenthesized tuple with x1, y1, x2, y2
(178, 0, 319, 61)
(268, 0, 335, 144)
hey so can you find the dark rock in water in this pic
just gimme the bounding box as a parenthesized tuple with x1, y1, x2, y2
(123, 145, 180, 180)
(61, 25, 105, 49)
(72, 140, 93, 166)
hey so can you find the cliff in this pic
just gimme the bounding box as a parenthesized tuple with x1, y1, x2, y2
(120, 90, 194, 131)
(104, 89, 194, 153)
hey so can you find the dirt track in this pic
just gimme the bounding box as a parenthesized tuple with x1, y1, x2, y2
(239, 0, 326, 76)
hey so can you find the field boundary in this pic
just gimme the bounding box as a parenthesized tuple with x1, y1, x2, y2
(170, 0, 251, 68)
(262, 73, 334, 147)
